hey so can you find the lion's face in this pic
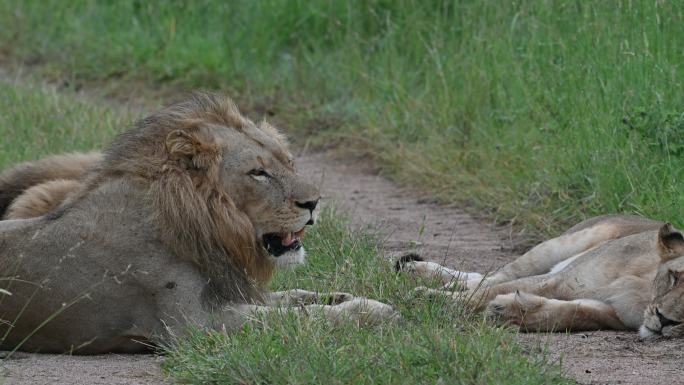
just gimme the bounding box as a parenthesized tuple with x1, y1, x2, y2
(640, 225, 684, 339)
(641, 257, 684, 338)
(214, 122, 320, 261)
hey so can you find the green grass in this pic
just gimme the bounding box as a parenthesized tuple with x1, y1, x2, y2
(2, 1, 684, 233)
(163, 208, 569, 385)
(0, 80, 130, 167)
(3, 2, 680, 382)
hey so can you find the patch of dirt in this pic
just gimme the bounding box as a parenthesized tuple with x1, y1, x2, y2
(2, 150, 681, 385)
(520, 332, 684, 384)
(1, 353, 165, 385)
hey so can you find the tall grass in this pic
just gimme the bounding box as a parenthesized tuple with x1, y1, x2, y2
(2, 1, 683, 232)
(0, 80, 129, 167)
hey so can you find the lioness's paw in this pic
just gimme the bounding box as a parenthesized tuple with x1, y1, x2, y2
(464, 278, 486, 291)
(394, 253, 424, 272)
(485, 293, 519, 324)
(333, 298, 402, 326)
(485, 292, 545, 326)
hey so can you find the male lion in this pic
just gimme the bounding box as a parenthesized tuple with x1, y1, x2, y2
(0, 92, 399, 354)
(0, 152, 307, 267)
(399, 215, 684, 338)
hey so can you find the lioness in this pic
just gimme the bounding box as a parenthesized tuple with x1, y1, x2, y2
(399, 215, 684, 338)
(0, 92, 399, 354)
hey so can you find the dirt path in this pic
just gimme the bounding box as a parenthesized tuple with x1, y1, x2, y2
(2, 150, 682, 384)
(0, 353, 165, 385)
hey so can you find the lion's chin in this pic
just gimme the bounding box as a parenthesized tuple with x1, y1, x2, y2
(273, 247, 306, 267)
(638, 324, 660, 339)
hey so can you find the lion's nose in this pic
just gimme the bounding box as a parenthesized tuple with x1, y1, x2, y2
(295, 198, 319, 213)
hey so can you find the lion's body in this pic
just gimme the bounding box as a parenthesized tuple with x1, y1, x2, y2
(402, 215, 684, 337)
(0, 93, 398, 354)
(0, 184, 210, 353)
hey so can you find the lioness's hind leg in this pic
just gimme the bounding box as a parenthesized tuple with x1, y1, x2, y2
(4, 179, 82, 219)
(486, 223, 621, 285)
(486, 292, 627, 332)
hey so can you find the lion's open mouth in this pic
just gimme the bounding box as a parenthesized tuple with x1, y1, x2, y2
(263, 228, 306, 257)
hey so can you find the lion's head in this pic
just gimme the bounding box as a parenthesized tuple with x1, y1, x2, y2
(640, 223, 684, 338)
(75, 92, 319, 304)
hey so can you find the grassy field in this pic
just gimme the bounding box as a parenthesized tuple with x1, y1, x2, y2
(0, 81, 129, 168)
(1, 0, 684, 233)
(1, 0, 681, 383)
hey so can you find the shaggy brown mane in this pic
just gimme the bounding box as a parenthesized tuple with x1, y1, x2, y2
(68, 92, 277, 305)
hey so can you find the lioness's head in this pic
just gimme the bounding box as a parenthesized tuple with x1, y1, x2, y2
(103, 92, 319, 289)
(640, 223, 684, 339)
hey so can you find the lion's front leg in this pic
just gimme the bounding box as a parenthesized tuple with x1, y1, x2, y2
(267, 289, 354, 306)
(234, 297, 401, 327)
(485, 292, 628, 332)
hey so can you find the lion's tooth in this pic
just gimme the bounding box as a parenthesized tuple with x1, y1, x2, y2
(281, 232, 295, 246)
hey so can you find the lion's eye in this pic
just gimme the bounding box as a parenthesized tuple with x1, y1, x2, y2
(249, 168, 270, 178)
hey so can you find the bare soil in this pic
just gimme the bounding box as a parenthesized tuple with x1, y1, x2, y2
(0, 353, 165, 385)
(2, 150, 682, 384)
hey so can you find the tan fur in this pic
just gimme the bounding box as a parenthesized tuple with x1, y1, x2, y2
(403, 215, 684, 337)
(0, 92, 400, 353)
(0, 152, 101, 217)
(4, 179, 83, 219)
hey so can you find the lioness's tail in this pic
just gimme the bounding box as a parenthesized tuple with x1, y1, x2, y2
(0, 152, 102, 218)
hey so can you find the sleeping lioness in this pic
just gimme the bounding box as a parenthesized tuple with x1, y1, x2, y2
(399, 214, 684, 338)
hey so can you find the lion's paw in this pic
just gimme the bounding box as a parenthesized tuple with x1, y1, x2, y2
(411, 286, 460, 303)
(412, 286, 431, 295)
(321, 292, 354, 305)
(332, 298, 402, 326)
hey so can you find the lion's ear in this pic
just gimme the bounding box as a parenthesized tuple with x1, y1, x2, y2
(165, 129, 219, 170)
(657, 223, 684, 262)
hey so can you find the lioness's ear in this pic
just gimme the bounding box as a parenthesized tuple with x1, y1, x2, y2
(165, 128, 219, 170)
(657, 223, 684, 262)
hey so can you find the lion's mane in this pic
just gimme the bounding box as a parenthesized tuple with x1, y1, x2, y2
(62, 92, 274, 305)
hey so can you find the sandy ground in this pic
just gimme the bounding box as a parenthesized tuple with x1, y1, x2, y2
(0, 353, 165, 385)
(2, 150, 682, 384)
